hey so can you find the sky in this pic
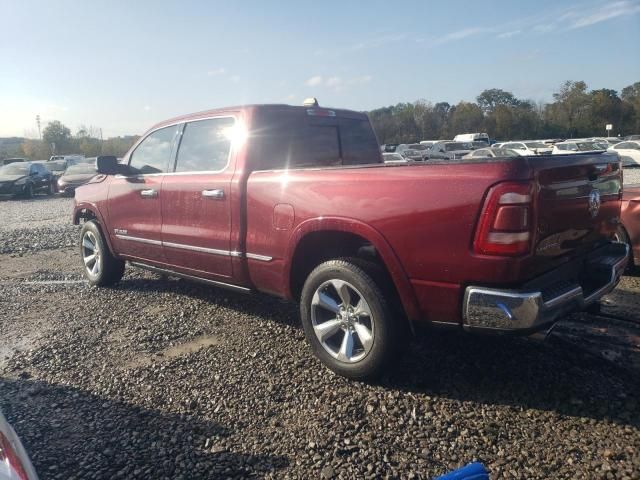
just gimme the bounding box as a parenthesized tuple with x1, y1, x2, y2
(1, 0, 639, 138)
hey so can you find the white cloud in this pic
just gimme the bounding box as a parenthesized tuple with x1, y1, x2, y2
(304, 75, 372, 91)
(229, 75, 241, 83)
(497, 30, 521, 39)
(325, 76, 342, 88)
(305, 75, 324, 87)
(434, 27, 493, 45)
(568, 0, 640, 29)
(207, 68, 226, 76)
(143, 105, 151, 111)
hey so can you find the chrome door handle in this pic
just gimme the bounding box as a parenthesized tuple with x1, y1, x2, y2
(140, 189, 158, 198)
(202, 189, 225, 199)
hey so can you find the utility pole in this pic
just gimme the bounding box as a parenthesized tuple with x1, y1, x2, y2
(99, 128, 103, 154)
(36, 115, 41, 139)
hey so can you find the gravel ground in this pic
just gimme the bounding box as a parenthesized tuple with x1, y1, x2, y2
(0, 197, 638, 480)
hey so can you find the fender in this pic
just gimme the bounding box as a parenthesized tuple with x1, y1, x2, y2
(73, 201, 118, 257)
(283, 216, 421, 322)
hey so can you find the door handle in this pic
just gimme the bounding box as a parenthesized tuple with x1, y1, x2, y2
(202, 189, 225, 199)
(140, 189, 158, 198)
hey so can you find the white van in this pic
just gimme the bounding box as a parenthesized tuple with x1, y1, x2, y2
(453, 133, 490, 144)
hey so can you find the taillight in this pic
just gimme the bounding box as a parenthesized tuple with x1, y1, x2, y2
(474, 181, 534, 256)
(0, 431, 30, 480)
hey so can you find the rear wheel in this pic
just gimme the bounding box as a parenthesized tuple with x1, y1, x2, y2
(300, 259, 398, 380)
(80, 221, 125, 286)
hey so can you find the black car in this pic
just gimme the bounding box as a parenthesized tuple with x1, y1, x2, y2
(56, 163, 98, 196)
(0, 162, 54, 198)
(34, 159, 76, 192)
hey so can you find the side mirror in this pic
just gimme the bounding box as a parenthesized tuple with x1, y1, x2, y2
(96, 155, 119, 175)
(30, 170, 37, 176)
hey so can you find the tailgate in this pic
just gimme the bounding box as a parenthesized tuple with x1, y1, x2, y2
(531, 152, 622, 268)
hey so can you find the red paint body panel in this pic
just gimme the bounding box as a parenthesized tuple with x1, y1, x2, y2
(73, 104, 624, 328)
(621, 184, 640, 264)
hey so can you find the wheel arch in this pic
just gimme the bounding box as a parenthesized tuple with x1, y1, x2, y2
(285, 217, 421, 323)
(74, 202, 117, 257)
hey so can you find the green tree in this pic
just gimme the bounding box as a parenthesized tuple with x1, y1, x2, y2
(476, 88, 520, 113)
(590, 89, 623, 135)
(548, 81, 592, 137)
(449, 102, 484, 134)
(42, 120, 72, 154)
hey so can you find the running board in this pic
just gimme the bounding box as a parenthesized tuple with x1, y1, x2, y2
(129, 261, 252, 294)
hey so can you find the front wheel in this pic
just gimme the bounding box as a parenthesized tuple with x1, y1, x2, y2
(300, 259, 398, 380)
(80, 221, 125, 286)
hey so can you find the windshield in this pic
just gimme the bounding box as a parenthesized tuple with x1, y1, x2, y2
(444, 142, 469, 151)
(408, 144, 429, 150)
(65, 164, 97, 175)
(576, 142, 602, 151)
(0, 163, 30, 175)
(525, 142, 547, 148)
(46, 161, 67, 171)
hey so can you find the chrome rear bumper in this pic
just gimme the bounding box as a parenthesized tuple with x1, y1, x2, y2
(462, 242, 628, 332)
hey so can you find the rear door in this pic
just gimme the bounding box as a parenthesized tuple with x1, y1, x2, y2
(107, 124, 179, 261)
(160, 116, 236, 279)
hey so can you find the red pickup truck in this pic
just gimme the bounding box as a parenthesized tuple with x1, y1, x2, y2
(73, 101, 628, 379)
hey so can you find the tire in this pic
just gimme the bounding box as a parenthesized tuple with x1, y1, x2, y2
(614, 226, 635, 273)
(24, 183, 34, 199)
(80, 220, 125, 286)
(300, 258, 398, 380)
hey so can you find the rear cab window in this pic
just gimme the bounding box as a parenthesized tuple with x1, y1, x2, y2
(250, 108, 381, 170)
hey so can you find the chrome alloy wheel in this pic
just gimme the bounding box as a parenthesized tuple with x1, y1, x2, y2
(310, 279, 374, 363)
(82, 231, 101, 277)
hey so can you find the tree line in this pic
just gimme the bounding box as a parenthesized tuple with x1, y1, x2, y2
(0, 121, 139, 161)
(2, 79, 639, 161)
(368, 80, 640, 144)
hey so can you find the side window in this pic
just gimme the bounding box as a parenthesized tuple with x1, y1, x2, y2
(30, 165, 37, 175)
(175, 117, 234, 172)
(616, 142, 630, 149)
(129, 125, 177, 174)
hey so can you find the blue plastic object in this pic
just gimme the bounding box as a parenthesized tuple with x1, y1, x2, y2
(434, 462, 490, 480)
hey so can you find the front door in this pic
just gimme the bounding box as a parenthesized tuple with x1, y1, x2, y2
(108, 124, 179, 262)
(161, 116, 236, 279)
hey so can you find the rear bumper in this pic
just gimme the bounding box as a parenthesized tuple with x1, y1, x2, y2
(462, 242, 628, 333)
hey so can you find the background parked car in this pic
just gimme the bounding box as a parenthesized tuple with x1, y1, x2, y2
(426, 141, 473, 160)
(0, 162, 54, 198)
(552, 140, 607, 154)
(1, 158, 26, 166)
(396, 143, 430, 160)
(382, 152, 408, 163)
(33, 159, 74, 191)
(453, 132, 489, 144)
(56, 163, 98, 196)
(418, 140, 438, 148)
(0, 408, 39, 480)
(462, 147, 520, 159)
(381, 144, 399, 153)
(501, 141, 552, 155)
(625, 134, 640, 141)
(608, 140, 640, 167)
(49, 154, 85, 163)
